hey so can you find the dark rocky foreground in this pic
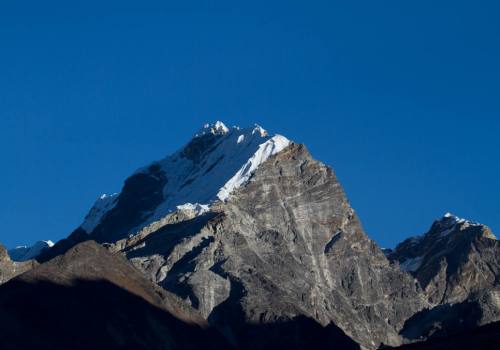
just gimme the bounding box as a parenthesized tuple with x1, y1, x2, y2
(0, 241, 359, 350)
(381, 321, 500, 350)
(1, 124, 498, 349)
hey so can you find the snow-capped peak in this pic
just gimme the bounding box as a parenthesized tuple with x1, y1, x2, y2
(8, 240, 54, 262)
(196, 121, 230, 137)
(79, 121, 293, 239)
(440, 212, 480, 228)
(430, 212, 482, 238)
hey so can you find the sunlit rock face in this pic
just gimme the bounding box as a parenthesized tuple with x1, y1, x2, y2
(118, 143, 427, 349)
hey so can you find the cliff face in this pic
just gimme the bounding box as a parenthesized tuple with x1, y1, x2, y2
(119, 144, 427, 349)
(5, 122, 498, 349)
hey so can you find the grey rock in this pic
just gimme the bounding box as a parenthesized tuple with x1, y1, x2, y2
(118, 144, 428, 349)
(388, 214, 500, 343)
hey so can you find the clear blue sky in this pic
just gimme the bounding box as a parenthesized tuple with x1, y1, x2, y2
(1, 1, 499, 249)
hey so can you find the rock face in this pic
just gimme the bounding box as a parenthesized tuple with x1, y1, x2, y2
(388, 213, 500, 343)
(0, 240, 232, 350)
(0, 244, 36, 285)
(389, 213, 499, 305)
(117, 144, 427, 349)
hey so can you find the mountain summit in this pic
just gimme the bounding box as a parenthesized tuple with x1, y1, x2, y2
(81, 121, 291, 243)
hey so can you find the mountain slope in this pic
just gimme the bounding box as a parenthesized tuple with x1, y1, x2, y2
(115, 143, 427, 349)
(29, 121, 499, 349)
(0, 240, 232, 350)
(388, 213, 500, 343)
(82, 122, 290, 243)
(388, 213, 499, 305)
(8, 240, 54, 261)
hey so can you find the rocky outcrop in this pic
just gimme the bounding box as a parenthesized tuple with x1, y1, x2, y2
(388, 213, 499, 305)
(118, 143, 427, 349)
(0, 244, 36, 285)
(388, 214, 500, 344)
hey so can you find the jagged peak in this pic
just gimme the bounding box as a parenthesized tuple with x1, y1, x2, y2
(194, 121, 271, 139)
(435, 212, 482, 233)
(195, 120, 230, 137)
(80, 121, 293, 240)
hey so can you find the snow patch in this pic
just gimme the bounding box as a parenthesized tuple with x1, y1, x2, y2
(217, 134, 290, 200)
(237, 134, 245, 144)
(252, 124, 268, 137)
(438, 212, 481, 237)
(176, 203, 210, 216)
(196, 121, 230, 137)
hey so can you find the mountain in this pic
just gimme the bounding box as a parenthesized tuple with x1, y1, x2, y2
(388, 213, 500, 343)
(43, 122, 428, 349)
(3, 121, 499, 349)
(388, 213, 498, 305)
(8, 240, 54, 261)
(114, 142, 429, 349)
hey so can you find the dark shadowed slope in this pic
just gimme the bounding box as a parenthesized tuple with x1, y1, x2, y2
(0, 241, 231, 350)
(0, 240, 359, 350)
(381, 321, 500, 350)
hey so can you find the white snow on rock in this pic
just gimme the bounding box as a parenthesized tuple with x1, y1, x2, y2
(8, 240, 54, 262)
(81, 193, 118, 233)
(176, 203, 210, 216)
(439, 212, 481, 237)
(146, 122, 291, 225)
(79, 121, 293, 236)
(195, 121, 230, 137)
(217, 135, 290, 200)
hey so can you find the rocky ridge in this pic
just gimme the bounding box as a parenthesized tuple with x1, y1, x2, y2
(388, 213, 500, 343)
(108, 142, 428, 349)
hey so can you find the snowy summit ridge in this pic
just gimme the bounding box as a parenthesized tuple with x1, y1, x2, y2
(80, 121, 292, 237)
